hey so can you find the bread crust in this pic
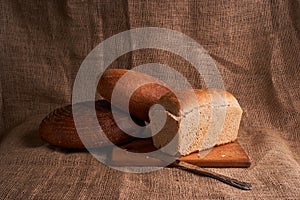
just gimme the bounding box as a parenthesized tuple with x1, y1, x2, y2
(97, 69, 171, 121)
(39, 100, 144, 149)
(159, 89, 241, 116)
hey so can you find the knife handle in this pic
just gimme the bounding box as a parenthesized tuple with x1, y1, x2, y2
(175, 161, 252, 190)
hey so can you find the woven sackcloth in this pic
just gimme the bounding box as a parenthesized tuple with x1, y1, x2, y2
(0, 1, 299, 199)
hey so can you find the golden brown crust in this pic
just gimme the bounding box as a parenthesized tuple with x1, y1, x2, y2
(159, 89, 241, 116)
(97, 69, 171, 121)
(39, 100, 144, 149)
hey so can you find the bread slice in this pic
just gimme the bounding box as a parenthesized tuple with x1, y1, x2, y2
(150, 89, 243, 156)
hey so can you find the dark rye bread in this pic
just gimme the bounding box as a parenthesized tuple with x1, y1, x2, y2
(39, 100, 145, 149)
(97, 69, 171, 122)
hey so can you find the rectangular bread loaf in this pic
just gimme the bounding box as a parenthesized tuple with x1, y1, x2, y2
(150, 89, 243, 156)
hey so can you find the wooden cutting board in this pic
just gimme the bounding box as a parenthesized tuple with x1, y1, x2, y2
(111, 139, 251, 168)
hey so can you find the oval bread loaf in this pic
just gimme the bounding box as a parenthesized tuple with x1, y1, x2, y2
(39, 100, 145, 149)
(97, 69, 171, 122)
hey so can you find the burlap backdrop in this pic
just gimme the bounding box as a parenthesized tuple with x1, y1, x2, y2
(0, 0, 299, 199)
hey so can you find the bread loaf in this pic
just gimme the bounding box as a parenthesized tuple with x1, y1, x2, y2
(97, 69, 171, 122)
(39, 100, 144, 149)
(150, 89, 243, 156)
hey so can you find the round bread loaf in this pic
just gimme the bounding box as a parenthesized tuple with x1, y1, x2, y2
(39, 100, 145, 149)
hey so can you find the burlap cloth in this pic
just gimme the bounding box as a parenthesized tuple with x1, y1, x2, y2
(0, 1, 299, 199)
